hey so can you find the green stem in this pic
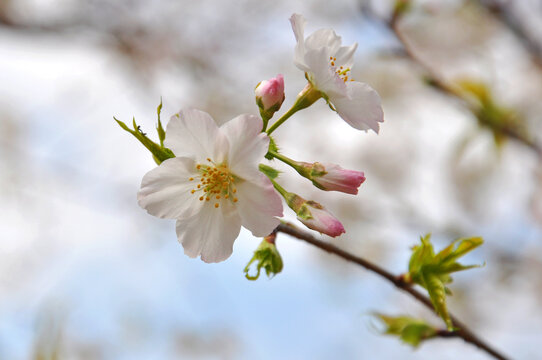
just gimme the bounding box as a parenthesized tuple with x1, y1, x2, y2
(267, 176, 291, 200)
(266, 105, 300, 135)
(266, 84, 322, 135)
(267, 150, 298, 169)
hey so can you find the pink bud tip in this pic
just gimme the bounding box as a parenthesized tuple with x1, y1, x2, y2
(255, 74, 285, 110)
(314, 163, 365, 195)
(298, 201, 345, 237)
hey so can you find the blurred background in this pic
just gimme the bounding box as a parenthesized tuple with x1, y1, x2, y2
(1, 0, 541, 359)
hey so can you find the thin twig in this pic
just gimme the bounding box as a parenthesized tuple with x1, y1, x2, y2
(478, 0, 542, 69)
(276, 222, 510, 360)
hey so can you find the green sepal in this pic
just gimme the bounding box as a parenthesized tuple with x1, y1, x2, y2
(295, 202, 314, 220)
(257, 96, 284, 131)
(244, 237, 283, 281)
(405, 234, 484, 329)
(373, 313, 438, 347)
(259, 164, 280, 180)
(114, 116, 175, 165)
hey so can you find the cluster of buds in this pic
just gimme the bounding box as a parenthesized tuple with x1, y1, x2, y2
(251, 68, 371, 244)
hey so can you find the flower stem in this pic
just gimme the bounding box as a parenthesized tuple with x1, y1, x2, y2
(266, 104, 300, 135)
(267, 176, 291, 200)
(266, 84, 322, 135)
(267, 150, 298, 169)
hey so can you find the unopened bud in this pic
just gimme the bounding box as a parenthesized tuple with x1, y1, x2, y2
(298, 162, 365, 195)
(255, 74, 285, 122)
(286, 194, 345, 237)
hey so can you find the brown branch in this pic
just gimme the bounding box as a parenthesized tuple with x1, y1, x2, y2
(276, 222, 510, 360)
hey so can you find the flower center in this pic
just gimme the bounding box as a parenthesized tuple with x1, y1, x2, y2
(189, 158, 238, 209)
(329, 56, 353, 83)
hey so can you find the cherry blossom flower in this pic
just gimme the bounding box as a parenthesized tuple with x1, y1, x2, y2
(137, 109, 284, 263)
(290, 13, 384, 133)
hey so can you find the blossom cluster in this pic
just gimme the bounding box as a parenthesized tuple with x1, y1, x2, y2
(116, 14, 384, 266)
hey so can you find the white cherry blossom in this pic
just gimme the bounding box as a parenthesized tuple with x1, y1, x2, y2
(290, 13, 384, 133)
(137, 109, 283, 263)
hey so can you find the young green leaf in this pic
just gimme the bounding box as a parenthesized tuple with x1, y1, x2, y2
(114, 116, 175, 164)
(244, 235, 283, 281)
(421, 270, 452, 329)
(405, 235, 484, 329)
(373, 314, 438, 347)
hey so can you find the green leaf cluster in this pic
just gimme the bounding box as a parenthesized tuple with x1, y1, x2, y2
(407, 234, 484, 329)
(373, 314, 437, 347)
(244, 238, 283, 281)
(114, 99, 175, 165)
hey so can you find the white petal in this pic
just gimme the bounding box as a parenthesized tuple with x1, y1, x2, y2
(176, 200, 241, 263)
(235, 174, 283, 237)
(333, 43, 358, 69)
(304, 48, 347, 98)
(164, 108, 222, 162)
(290, 13, 309, 71)
(290, 13, 306, 43)
(329, 81, 384, 133)
(137, 157, 202, 219)
(219, 114, 269, 181)
(305, 28, 341, 54)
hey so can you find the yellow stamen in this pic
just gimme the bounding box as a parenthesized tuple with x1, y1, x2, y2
(214, 203, 219, 208)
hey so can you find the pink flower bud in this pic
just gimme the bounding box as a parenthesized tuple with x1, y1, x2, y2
(311, 163, 365, 195)
(297, 200, 345, 237)
(255, 74, 285, 111)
